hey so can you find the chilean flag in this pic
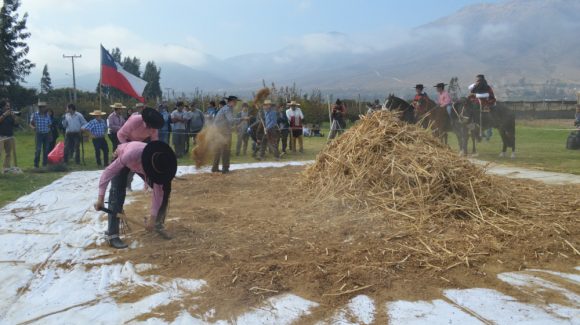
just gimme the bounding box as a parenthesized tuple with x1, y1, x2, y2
(100, 45, 147, 102)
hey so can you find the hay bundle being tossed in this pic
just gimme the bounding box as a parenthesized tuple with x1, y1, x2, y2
(303, 110, 512, 219)
(192, 88, 271, 168)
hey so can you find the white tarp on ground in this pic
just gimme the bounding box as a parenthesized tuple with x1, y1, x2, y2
(0, 161, 578, 324)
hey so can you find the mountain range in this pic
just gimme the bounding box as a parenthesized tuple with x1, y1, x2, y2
(61, 0, 580, 100)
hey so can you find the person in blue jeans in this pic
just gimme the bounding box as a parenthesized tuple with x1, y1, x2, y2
(82, 110, 109, 167)
(29, 102, 52, 168)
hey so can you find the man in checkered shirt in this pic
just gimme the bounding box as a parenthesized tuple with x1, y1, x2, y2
(29, 102, 52, 168)
(82, 110, 109, 167)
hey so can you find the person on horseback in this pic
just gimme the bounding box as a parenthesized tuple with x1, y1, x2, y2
(468, 74, 496, 110)
(412, 84, 430, 115)
(434, 83, 453, 117)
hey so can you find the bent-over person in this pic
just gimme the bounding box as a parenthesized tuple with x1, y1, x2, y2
(94, 141, 177, 248)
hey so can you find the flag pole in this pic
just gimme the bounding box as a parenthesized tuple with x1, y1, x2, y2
(99, 45, 103, 110)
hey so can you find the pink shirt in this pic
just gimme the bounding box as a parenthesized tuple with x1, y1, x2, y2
(117, 114, 159, 144)
(98, 142, 164, 216)
(438, 91, 452, 107)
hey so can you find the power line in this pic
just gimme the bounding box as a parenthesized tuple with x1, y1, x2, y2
(63, 54, 82, 103)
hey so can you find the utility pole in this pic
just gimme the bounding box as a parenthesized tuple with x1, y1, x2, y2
(164, 87, 173, 101)
(63, 54, 82, 103)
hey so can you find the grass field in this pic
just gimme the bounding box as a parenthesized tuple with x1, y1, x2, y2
(1, 121, 579, 207)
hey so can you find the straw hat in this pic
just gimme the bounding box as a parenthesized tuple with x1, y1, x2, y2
(110, 103, 126, 109)
(289, 100, 298, 106)
(135, 103, 145, 108)
(263, 99, 273, 105)
(37, 101, 47, 107)
(89, 110, 107, 116)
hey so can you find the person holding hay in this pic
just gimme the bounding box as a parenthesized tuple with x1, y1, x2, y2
(212, 95, 238, 174)
(258, 99, 281, 160)
(94, 140, 177, 248)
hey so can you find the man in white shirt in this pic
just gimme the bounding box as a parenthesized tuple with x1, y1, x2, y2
(285, 101, 304, 153)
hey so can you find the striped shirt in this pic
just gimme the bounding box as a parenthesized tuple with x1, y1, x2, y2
(30, 112, 52, 134)
(83, 119, 107, 137)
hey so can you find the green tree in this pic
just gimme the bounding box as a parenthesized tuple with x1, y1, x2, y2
(122, 56, 141, 77)
(142, 61, 162, 101)
(0, 0, 35, 95)
(40, 64, 53, 94)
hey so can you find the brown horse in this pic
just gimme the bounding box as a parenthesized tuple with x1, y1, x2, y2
(457, 97, 516, 158)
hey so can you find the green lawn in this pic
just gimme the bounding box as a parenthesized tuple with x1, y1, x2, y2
(1, 123, 578, 207)
(445, 125, 580, 174)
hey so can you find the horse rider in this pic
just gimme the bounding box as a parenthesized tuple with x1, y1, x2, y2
(412, 84, 430, 116)
(434, 83, 453, 117)
(468, 74, 496, 110)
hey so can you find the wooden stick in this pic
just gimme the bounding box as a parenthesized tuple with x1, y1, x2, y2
(563, 239, 580, 255)
(322, 284, 373, 297)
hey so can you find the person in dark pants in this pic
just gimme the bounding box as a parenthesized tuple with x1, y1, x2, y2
(277, 103, 289, 155)
(212, 96, 238, 174)
(30, 101, 52, 168)
(47, 109, 59, 152)
(82, 110, 109, 167)
(94, 141, 177, 248)
(258, 99, 280, 160)
(107, 103, 126, 152)
(62, 103, 87, 164)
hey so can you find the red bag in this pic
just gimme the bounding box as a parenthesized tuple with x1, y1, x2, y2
(48, 141, 65, 164)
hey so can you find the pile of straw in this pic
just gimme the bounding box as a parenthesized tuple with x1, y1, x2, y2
(303, 110, 513, 220)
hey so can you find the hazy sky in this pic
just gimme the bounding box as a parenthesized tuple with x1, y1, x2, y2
(18, 0, 499, 86)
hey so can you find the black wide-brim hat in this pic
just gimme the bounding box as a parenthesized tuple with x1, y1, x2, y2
(142, 141, 177, 185)
(414, 84, 424, 90)
(434, 83, 446, 88)
(141, 107, 164, 129)
(224, 95, 239, 102)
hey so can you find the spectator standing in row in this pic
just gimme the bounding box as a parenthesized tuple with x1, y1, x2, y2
(0, 100, 18, 171)
(286, 101, 304, 153)
(212, 96, 238, 174)
(328, 99, 347, 140)
(277, 103, 289, 155)
(107, 103, 126, 152)
(82, 110, 109, 167)
(206, 101, 218, 123)
(157, 104, 171, 144)
(236, 103, 250, 156)
(189, 103, 205, 146)
(30, 102, 52, 168)
(47, 109, 59, 152)
(134, 102, 145, 115)
(258, 99, 280, 160)
(62, 103, 87, 165)
(170, 101, 190, 158)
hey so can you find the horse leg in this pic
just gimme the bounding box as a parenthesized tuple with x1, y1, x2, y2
(470, 130, 478, 157)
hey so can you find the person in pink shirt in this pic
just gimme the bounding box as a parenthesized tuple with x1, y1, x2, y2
(435, 83, 453, 117)
(117, 107, 164, 144)
(93, 141, 177, 248)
